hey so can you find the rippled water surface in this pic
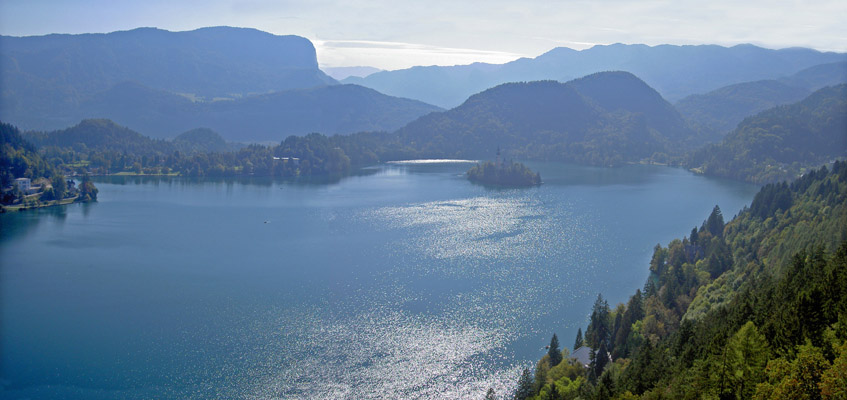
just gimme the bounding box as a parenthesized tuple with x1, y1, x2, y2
(0, 162, 758, 399)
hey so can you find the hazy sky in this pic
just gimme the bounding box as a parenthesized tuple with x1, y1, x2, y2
(2, 0, 845, 70)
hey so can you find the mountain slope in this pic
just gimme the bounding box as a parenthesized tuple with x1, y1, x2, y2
(675, 80, 812, 141)
(676, 61, 847, 141)
(26, 119, 171, 154)
(519, 161, 847, 400)
(1, 122, 55, 188)
(688, 84, 847, 183)
(779, 61, 847, 91)
(344, 43, 846, 108)
(173, 128, 237, 153)
(0, 27, 342, 133)
(391, 71, 693, 165)
(66, 82, 442, 142)
(0, 27, 333, 98)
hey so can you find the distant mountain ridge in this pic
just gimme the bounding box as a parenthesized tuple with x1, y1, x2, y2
(322, 66, 383, 80)
(344, 43, 847, 108)
(0, 27, 442, 140)
(61, 82, 441, 142)
(676, 61, 847, 141)
(0, 26, 334, 99)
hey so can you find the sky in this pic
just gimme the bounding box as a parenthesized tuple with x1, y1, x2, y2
(1, 0, 845, 70)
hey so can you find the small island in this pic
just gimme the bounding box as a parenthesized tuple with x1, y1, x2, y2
(467, 153, 541, 187)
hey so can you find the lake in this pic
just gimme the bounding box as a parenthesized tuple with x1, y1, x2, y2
(0, 162, 758, 399)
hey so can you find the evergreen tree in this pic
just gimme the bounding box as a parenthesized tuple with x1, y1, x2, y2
(612, 289, 644, 359)
(546, 383, 560, 400)
(703, 205, 725, 237)
(723, 321, 769, 399)
(574, 328, 583, 350)
(534, 357, 550, 395)
(594, 340, 609, 378)
(596, 369, 615, 400)
(514, 368, 533, 400)
(586, 294, 611, 349)
(548, 334, 563, 367)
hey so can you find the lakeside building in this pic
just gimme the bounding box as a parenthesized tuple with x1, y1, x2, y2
(14, 178, 32, 194)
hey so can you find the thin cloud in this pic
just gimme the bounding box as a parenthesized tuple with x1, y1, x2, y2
(314, 39, 527, 70)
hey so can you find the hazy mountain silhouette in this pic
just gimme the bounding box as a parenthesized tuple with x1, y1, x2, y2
(1, 27, 333, 99)
(322, 66, 383, 80)
(55, 82, 441, 142)
(0, 27, 442, 140)
(676, 61, 847, 141)
(344, 44, 846, 108)
(778, 61, 847, 91)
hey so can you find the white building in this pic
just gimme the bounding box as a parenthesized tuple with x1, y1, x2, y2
(14, 178, 31, 193)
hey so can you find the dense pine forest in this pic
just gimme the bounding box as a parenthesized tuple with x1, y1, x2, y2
(510, 162, 847, 399)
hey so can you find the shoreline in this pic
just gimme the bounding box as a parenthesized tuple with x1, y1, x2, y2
(1, 196, 83, 213)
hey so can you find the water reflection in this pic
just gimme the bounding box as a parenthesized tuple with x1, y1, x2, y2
(1, 161, 760, 399)
(95, 168, 381, 188)
(0, 203, 69, 242)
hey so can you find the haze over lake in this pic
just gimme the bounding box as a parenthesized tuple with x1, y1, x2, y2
(1, 162, 758, 399)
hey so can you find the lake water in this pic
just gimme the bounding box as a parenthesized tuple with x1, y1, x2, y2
(0, 162, 758, 399)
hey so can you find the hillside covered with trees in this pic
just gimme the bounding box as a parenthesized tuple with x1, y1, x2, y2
(393, 72, 695, 166)
(675, 61, 846, 141)
(511, 161, 847, 399)
(675, 80, 812, 142)
(16, 119, 388, 179)
(688, 84, 847, 183)
(1, 122, 55, 189)
(1, 122, 99, 207)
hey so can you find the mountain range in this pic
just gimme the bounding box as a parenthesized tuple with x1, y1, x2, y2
(0, 27, 440, 139)
(2, 26, 845, 173)
(344, 43, 847, 108)
(54, 81, 440, 142)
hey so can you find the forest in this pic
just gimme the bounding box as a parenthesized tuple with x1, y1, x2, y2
(686, 84, 847, 183)
(507, 161, 847, 399)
